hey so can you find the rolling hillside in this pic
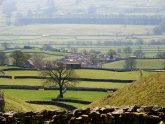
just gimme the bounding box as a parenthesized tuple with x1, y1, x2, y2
(0, 0, 165, 25)
(90, 72, 165, 107)
(4, 94, 58, 112)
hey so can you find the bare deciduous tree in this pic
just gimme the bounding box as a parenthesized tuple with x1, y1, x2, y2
(32, 54, 45, 69)
(40, 61, 78, 98)
(124, 58, 137, 70)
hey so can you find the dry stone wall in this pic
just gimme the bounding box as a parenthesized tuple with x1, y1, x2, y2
(0, 105, 165, 124)
(0, 91, 4, 112)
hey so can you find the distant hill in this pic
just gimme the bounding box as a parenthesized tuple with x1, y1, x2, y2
(90, 72, 165, 107)
(0, 0, 165, 25)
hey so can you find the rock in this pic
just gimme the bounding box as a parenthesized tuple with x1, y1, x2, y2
(127, 105, 139, 112)
(44, 120, 54, 124)
(143, 106, 154, 113)
(68, 117, 76, 124)
(81, 114, 90, 122)
(73, 109, 82, 117)
(99, 107, 113, 114)
(152, 105, 163, 112)
(112, 108, 125, 115)
(81, 108, 90, 115)
(24, 111, 34, 116)
(89, 111, 100, 119)
(158, 112, 165, 119)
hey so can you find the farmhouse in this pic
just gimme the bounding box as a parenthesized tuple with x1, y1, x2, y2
(66, 60, 81, 69)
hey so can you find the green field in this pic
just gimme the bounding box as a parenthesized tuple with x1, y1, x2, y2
(0, 79, 129, 88)
(4, 94, 58, 112)
(2, 89, 108, 108)
(103, 59, 165, 69)
(3, 69, 154, 80)
(0, 24, 155, 36)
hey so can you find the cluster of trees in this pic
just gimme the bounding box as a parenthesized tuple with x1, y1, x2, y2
(16, 15, 162, 25)
(154, 21, 165, 35)
(106, 47, 145, 59)
(156, 52, 165, 59)
(0, 50, 45, 69)
(124, 58, 137, 70)
(0, 50, 78, 98)
(62, 39, 165, 46)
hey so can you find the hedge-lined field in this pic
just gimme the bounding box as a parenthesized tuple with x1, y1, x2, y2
(103, 59, 165, 69)
(2, 89, 108, 108)
(4, 93, 59, 112)
(4, 69, 154, 80)
(0, 79, 129, 88)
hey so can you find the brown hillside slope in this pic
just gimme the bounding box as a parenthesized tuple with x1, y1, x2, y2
(90, 72, 165, 107)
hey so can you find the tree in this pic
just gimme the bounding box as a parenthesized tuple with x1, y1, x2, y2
(0, 52, 8, 65)
(1, 43, 10, 50)
(162, 60, 165, 70)
(10, 50, 31, 67)
(70, 47, 78, 53)
(31, 54, 45, 69)
(153, 21, 165, 35)
(156, 52, 165, 58)
(123, 47, 132, 54)
(124, 58, 136, 70)
(107, 49, 116, 59)
(133, 47, 144, 58)
(40, 61, 78, 98)
(88, 53, 97, 65)
(42, 44, 53, 51)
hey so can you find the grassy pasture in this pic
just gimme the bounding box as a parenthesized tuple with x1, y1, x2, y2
(3, 69, 154, 80)
(75, 69, 153, 80)
(2, 89, 108, 108)
(0, 24, 155, 35)
(0, 79, 129, 88)
(4, 94, 58, 112)
(103, 59, 165, 69)
(0, 66, 20, 70)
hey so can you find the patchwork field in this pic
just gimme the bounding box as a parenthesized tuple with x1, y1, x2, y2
(0, 24, 155, 36)
(2, 89, 108, 108)
(3, 69, 154, 80)
(103, 59, 165, 69)
(0, 79, 130, 88)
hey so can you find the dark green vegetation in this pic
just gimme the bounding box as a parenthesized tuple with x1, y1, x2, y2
(90, 72, 165, 107)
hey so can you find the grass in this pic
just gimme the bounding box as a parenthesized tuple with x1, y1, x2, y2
(103, 59, 165, 69)
(0, 66, 20, 70)
(90, 72, 165, 107)
(75, 69, 153, 80)
(4, 94, 58, 112)
(0, 24, 155, 36)
(2, 90, 107, 102)
(3, 69, 154, 80)
(0, 79, 129, 88)
(2, 90, 108, 108)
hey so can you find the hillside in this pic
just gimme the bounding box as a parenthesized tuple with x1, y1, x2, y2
(4, 94, 58, 112)
(1, 0, 165, 17)
(90, 72, 165, 107)
(0, 0, 165, 25)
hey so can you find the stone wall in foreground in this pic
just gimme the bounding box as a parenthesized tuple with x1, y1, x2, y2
(0, 91, 4, 112)
(0, 105, 165, 124)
